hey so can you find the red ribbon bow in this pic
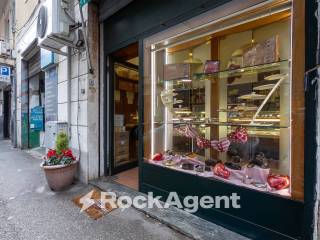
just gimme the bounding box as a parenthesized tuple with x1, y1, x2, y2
(267, 174, 290, 190)
(213, 163, 230, 179)
(228, 127, 248, 143)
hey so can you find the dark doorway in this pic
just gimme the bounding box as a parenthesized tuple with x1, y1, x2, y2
(107, 42, 139, 190)
(3, 89, 11, 139)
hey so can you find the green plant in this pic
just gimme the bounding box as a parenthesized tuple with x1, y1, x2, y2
(55, 132, 69, 154)
(42, 132, 76, 166)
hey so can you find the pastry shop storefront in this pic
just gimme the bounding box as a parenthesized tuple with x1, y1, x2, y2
(103, 0, 315, 239)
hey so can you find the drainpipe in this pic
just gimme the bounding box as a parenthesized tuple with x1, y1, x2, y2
(78, 0, 93, 74)
(67, 47, 72, 138)
(317, 0, 320, 65)
(11, 0, 17, 147)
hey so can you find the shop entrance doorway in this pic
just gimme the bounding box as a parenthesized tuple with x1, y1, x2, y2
(3, 89, 11, 139)
(107, 43, 139, 190)
(26, 50, 45, 149)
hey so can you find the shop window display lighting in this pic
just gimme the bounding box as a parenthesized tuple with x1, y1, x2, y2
(145, 0, 296, 198)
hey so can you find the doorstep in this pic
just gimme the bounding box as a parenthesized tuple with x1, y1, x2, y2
(90, 178, 250, 240)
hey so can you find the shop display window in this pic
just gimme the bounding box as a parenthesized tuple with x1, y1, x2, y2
(144, 1, 300, 198)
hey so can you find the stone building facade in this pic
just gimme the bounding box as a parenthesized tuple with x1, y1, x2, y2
(14, 0, 100, 183)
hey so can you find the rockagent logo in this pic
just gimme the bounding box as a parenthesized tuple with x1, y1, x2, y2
(79, 191, 241, 213)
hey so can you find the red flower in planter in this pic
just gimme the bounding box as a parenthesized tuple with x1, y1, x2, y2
(62, 149, 76, 160)
(46, 149, 57, 159)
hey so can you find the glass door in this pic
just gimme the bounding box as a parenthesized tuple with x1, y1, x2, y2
(108, 43, 140, 176)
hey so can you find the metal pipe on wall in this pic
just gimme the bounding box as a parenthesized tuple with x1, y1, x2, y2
(67, 47, 72, 138)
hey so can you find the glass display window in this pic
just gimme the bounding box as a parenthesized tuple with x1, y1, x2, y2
(143, 0, 303, 199)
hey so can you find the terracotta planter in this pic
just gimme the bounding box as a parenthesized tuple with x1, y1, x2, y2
(40, 160, 78, 191)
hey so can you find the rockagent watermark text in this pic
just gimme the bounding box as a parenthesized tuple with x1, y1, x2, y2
(80, 191, 241, 213)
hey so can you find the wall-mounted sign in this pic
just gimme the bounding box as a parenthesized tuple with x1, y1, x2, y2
(45, 67, 58, 122)
(0, 65, 11, 84)
(0, 66, 10, 76)
(30, 106, 44, 131)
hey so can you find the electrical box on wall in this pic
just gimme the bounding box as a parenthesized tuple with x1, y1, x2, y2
(57, 122, 68, 134)
(37, 0, 75, 54)
(44, 121, 68, 148)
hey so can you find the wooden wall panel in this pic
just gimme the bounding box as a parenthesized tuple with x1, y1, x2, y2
(291, 0, 305, 200)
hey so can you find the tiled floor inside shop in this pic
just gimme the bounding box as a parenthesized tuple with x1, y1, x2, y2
(114, 167, 139, 190)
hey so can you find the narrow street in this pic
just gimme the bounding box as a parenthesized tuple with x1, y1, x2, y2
(0, 140, 189, 240)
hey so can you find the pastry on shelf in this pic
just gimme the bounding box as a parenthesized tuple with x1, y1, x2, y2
(163, 159, 177, 167)
(205, 158, 222, 167)
(238, 92, 266, 100)
(186, 152, 198, 158)
(264, 73, 288, 81)
(179, 156, 204, 166)
(181, 163, 194, 170)
(234, 104, 258, 111)
(253, 84, 276, 91)
(225, 155, 242, 171)
(225, 161, 242, 170)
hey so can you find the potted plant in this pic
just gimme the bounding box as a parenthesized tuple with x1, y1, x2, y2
(41, 132, 78, 191)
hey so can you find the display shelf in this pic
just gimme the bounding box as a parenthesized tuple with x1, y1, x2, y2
(160, 60, 290, 82)
(195, 59, 290, 80)
(154, 121, 288, 129)
(147, 160, 290, 197)
(218, 109, 280, 113)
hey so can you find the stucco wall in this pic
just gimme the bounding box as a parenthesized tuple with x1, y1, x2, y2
(15, 0, 39, 32)
(15, 0, 100, 183)
(0, 0, 10, 41)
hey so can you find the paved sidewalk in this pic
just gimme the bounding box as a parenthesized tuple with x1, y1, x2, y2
(0, 140, 189, 240)
(91, 179, 249, 240)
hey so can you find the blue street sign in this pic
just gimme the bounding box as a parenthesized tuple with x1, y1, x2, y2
(0, 66, 10, 77)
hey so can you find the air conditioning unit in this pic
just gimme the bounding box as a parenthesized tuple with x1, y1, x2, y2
(0, 40, 11, 57)
(37, 0, 75, 55)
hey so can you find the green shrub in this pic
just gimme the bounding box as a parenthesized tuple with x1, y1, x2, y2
(55, 132, 69, 154)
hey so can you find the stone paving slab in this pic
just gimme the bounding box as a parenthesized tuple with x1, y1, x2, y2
(0, 140, 190, 240)
(90, 178, 250, 240)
